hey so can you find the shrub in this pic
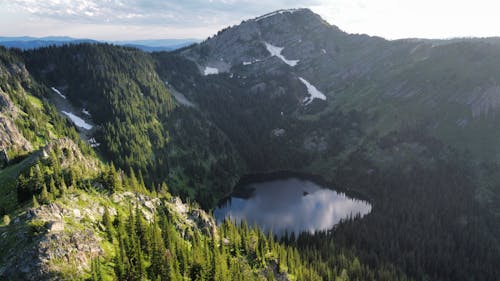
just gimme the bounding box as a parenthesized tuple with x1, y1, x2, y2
(28, 220, 48, 236)
(2, 215, 10, 225)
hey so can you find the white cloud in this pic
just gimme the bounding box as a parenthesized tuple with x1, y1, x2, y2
(2, 0, 500, 40)
(4, 0, 320, 26)
(311, 0, 500, 39)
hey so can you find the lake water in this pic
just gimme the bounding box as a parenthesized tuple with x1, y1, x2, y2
(214, 176, 372, 235)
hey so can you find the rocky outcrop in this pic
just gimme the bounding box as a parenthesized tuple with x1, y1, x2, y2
(41, 137, 100, 173)
(163, 197, 217, 238)
(1, 202, 102, 281)
(0, 90, 32, 154)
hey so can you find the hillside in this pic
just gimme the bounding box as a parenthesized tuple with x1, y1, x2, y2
(0, 46, 388, 280)
(23, 44, 244, 208)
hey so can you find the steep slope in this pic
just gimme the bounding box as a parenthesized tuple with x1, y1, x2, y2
(23, 44, 244, 207)
(0, 46, 92, 214)
(0, 143, 326, 281)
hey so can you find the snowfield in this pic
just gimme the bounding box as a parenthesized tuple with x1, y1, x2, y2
(204, 66, 219, 75)
(165, 82, 195, 107)
(255, 9, 298, 21)
(51, 87, 66, 99)
(299, 77, 326, 105)
(61, 110, 93, 130)
(264, 42, 299, 67)
(243, 59, 261, 66)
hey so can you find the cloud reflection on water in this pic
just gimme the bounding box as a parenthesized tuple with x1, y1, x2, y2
(214, 178, 371, 235)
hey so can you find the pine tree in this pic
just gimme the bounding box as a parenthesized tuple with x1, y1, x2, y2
(40, 184, 50, 204)
(129, 169, 140, 192)
(60, 179, 67, 196)
(49, 176, 59, 198)
(107, 163, 122, 191)
(32, 195, 39, 208)
(102, 207, 114, 242)
(135, 204, 150, 254)
(114, 213, 129, 281)
(33, 164, 44, 193)
(91, 257, 103, 281)
(149, 224, 169, 280)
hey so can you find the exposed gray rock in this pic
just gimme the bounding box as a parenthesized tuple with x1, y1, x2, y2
(0, 90, 32, 154)
(41, 137, 99, 173)
(272, 128, 286, 137)
(182, 8, 339, 82)
(47, 221, 64, 233)
(303, 134, 328, 152)
(1, 203, 102, 281)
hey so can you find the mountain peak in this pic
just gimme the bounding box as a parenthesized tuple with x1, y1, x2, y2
(182, 8, 343, 75)
(252, 8, 310, 22)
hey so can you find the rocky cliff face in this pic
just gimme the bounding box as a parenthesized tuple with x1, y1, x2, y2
(0, 89, 32, 159)
(41, 137, 99, 173)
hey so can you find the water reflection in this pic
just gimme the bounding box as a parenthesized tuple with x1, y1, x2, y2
(214, 177, 371, 235)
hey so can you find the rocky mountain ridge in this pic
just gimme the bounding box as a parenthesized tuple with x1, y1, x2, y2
(0, 189, 216, 280)
(172, 8, 500, 163)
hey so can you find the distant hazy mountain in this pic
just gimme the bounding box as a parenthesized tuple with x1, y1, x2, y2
(0, 37, 97, 50)
(0, 36, 200, 51)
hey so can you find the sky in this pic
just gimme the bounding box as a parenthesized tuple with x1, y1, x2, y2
(0, 0, 500, 41)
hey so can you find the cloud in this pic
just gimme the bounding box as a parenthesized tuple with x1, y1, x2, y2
(214, 178, 371, 234)
(4, 0, 500, 40)
(4, 0, 321, 27)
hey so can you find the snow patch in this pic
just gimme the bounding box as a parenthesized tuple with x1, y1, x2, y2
(51, 87, 66, 99)
(272, 128, 286, 137)
(82, 108, 91, 116)
(264, 42, 299, 67)
(88, 137, 100, 147)
(298, 77, 326, 105)
(255, 9, 299, 21)
(204, 66, 219, 75)
(61, 110, 93, 130)
(243, 59, 261, 66)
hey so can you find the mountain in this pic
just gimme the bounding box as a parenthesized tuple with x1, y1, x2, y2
(0, 37, 98, 50)
(115, 39, 200, 52)
(1, 7, 500, 281)
(158, 8, 500, 280)
(0, 42, 396, 281)
(176, 8, 500, 163)
(0, 37, 200, 52)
